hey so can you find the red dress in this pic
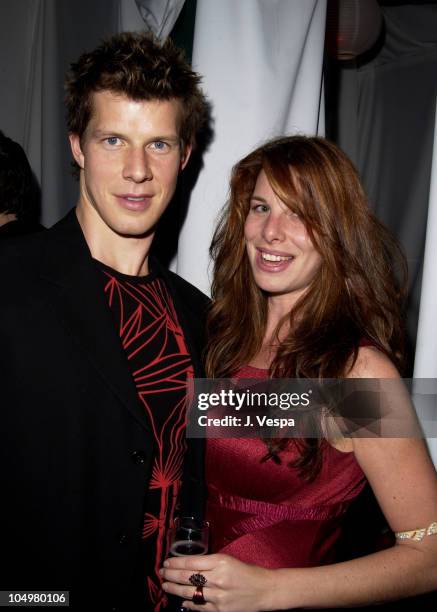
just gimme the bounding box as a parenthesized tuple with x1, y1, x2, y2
(206, 365, 367, 568)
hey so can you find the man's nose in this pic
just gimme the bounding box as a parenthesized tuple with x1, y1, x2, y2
(122, 147, 153, 182)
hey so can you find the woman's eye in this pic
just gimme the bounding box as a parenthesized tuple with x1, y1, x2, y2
(251, 204, 269, 213)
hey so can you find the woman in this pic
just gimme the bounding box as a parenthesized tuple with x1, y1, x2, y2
(161, 136, 437, 610)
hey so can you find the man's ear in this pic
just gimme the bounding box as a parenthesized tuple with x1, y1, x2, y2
(180, 144, 192, 171)
(69, 133, 85, 169)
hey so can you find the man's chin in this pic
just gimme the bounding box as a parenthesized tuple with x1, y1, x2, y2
(115, 224, 156, 239)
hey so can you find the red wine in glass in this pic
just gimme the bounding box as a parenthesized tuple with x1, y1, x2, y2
(168, 517, 209, 612)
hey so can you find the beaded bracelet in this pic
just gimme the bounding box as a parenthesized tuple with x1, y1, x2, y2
(395, 521, 437, 541)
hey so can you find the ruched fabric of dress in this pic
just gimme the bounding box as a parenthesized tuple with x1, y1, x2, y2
(206, 365, 367, 569)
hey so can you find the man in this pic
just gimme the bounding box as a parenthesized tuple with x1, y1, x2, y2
(0, 32, 209, 611)
(0, 130, 43, 237)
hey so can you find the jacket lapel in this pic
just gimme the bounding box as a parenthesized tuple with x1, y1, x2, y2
(39, 209, 152, 433)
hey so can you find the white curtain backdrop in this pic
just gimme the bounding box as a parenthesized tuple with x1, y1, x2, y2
(175, 0, 327, 294)
(414, 98, 437, 464)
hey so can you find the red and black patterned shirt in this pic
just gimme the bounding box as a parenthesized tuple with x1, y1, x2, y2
(98, 263, 193, 611)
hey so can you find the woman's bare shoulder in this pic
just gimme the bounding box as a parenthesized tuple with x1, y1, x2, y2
(347, 345, 400, 379)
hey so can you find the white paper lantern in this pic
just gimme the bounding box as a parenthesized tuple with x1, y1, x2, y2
(326, 0, 383, 60)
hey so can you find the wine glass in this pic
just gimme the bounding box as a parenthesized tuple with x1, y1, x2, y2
(169, 516, 209, 556)
(168, 517, 210, 612)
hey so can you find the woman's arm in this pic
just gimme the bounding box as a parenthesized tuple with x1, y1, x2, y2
(161, 347, 437, 611)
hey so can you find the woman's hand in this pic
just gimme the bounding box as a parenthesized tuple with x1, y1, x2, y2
(160, 553, 280, 611)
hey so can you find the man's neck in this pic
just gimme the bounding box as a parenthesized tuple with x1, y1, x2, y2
(92, 239, 152, 276)
(0, 212, 18, 228)
(76, 206, 153, 277)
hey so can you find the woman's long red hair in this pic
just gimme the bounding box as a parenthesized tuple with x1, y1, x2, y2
(205, 136, 407, 478)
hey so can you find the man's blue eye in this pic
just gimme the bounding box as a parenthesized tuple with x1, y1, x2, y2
(152, 141, 168, 151)
(106, 137, 119, 145)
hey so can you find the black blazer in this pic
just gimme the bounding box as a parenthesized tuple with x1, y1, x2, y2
(0, 209, 209, 610)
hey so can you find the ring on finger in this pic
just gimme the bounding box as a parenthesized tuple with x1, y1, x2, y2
(192, 584, 206, 604)
(189, 572, 207, 587)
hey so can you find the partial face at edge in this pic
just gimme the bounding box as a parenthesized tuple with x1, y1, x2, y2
(244, 170, 322, 306)
(69, 90, 191, 240)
